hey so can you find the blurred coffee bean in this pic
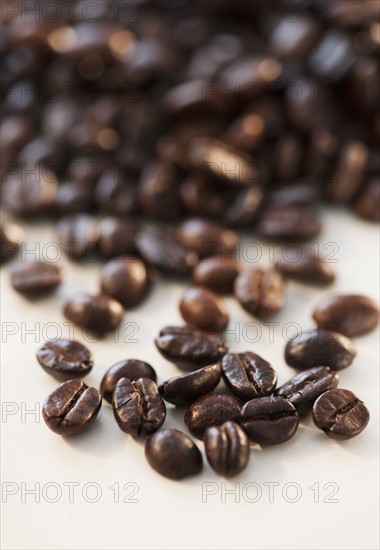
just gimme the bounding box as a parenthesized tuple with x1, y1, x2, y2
(0, 221, 24, 264)
(164, 80, 225, 118)
(0, 115, 34, 157)
(223, 113, 266, 153)
(354, 178, 380, 222)
(180, 174, 234, 218)
(257, 205, 322, 241)
(63, 293, 125, 336)
(100, 359, 157, 404)
(224, 185, 264, 226)
(234, 268, 285, 319)
(17, 137, 65, 172)
(100, 256, 149, 308)
(270, 16, 321, 60)
(67, 156, 107, 187)
(275, 250, 335, 285)
(98, 217, 137, 259)
(138, 161, 182, 221)
(55, 182, 94, 216)
(267, 182, 319, 207)
(179, 286, 229, 331)
(95, 169, 139, 217)
(177, 219, 238, 258)
(11, 261, 62, 296)
(185, 393, 242, 440)
(58, 214, 99, 260)
(272, 133, 304, 181)
(192, 256, 241, 294)
(327, 141, 368, 203)
(309, 30, 357, 82)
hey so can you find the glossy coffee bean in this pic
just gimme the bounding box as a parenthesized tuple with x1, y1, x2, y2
(204, 421, 250, 477)
(234, 268, 285, 319)
(241, 396, 299, 445)
(95, 169, 139, 217)
(181, 174, 234, 219)
(136, 229, 198, 276)
(275, 367, 339, 417)
(177, 219, 238, 258)
(224, 186, 264, 226)
(327, 141, 368, 203)
(257, 205, 322, 241)
(58, 214, 99, 260)
(193, 256, 241, 294)
(0, 221, 24, 264)
(354, 178, 380, 222)
(100, 256, 149, 309)
(285, 330, 356, 371)
(275, 250, 335, 285)
(138, 161, 182, 221)
(63, 293, 124, 336)
(222, 352, 277, 401)
(98, 217, 137, 259)
(2, 169, 58, 218)
(112, 377, 166, 436)
(313, 294, 380, 337)
(180, 286, 229, 331)
(185, 394, 242, 440)
(100, 359, 157, 403)
(42, 379, 102, 436)
(145, 429, 203, 480)
(37, 339, 93, 380)
(155, 326, 228, 369)
(312, 389, 370, 440)
(11, 261, 62, 296)
(159, 363, 222, 407)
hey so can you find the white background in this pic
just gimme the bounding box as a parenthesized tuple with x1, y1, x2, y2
(1, 207, 379, 550)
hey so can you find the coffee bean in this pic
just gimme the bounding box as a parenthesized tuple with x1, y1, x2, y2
(221, 352, 277, 401)
(55, 182, 94, 216)
(138, 161, 182, 221)
(37, 339, 93, 380)
(275, 367, 339, 417)
(63, 293, 124, 336)
(0, 221, 24, 264)
(224, 186, 264, 226)
(164, 79, 225, 118)
(241, 396, 299, 445)
(257, 205, 322, 241)
(313, 294, 380, 337)
(193, 256, 241, 294)
(177, 219, 238, 258)
(58, 214, 99, 260)
(145, 428, 203, 480)
(42, 379, 102, 436)
(275, 250, 335, 285)
(112, 378, 166, 436)
(155, 326, 228, 369)
(285, 329, 356, 371)
(309, 30, 356, 82)
(95, 169, 139, 217)
(234, 268, 285, 319)
(100, 359, 157, 403)
(270, 15, 321, 60)
(181, 174, 234, 219)
(98, 217, 137, 259)
(185, 393, 242, 440)
(204, 421, 250, 477)
(100, 256, 149, 308)
(136, 229, 198, 276)
(327, 141, 368, 203)
(159, 363, 222, 407)
(312, 389, 370, 440)
(180, 286, 229, 331)
(11, 261, 62, 296)
(354, 178, 380, 222)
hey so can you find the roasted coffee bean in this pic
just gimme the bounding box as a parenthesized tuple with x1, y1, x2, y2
(234, 268, 285, 319)
(100, 359, 157, 403)
(224, 186, 264, 226)
(312, 389, 370, 440)
(42, 379, 102, 436)
(354, 178, 380, 222)
(313, 294, 380, 337)
(179, 286, 229, 331)
(285, 330, 356, 371)
(155, 326, 228, 369)
(0, 221, 24, 264)
(270, 15, 321, 60)
(275, 250, 335, 285)
(145, 429, 203, 480)
(181, 174, 234, 219)
(221, 352, 277, 401)
(136, 229, 198, 276)
(58, 214, 99, 260)
(55, 182, 94, 216)
(158, 363, 222, 407)
(185, 394, 242, 440)
(309, 30, 357, 82)
(98, 217, 137, 259)
(64, 293, 124, 336)
(164, 79, 225, 118)
(192, 256, 241, 294)
(138, 161, 182, 221)
(11, 261, 62, 296)
(257, 205, 322, 241)
(177, 219, 238, 258)
(100, 256, 149, 309)
(37, 339, 93, 380)
(241, 396, 299, 445)
(327, 141, 368, 203)
(204, 421, 250, 477)
(275, 367, 339, 417)
(95, 169, 139, 217)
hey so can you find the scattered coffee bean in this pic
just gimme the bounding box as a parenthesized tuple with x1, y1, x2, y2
(257, 205, 321, 241)
(275, 250, 335, 285)
(58, 214, 99, 260)
(98, 217, 137, 259)
(234, 268, 285, 319)
(138, 161, 182, 221)
(42, 379, 102, 436)
(0, 221, 24, 264)
(100, 256, 149, 308)
(37, 339, 93, 380)
(185, 393, 242, 440)
(312, 389, 370, 440)
(193, 256, 241, 294)
(275, 367, 339, 417)
(313, 294, 380, 337)
(11, 261, 62, 296)
(100, 359, 157, 403)
(145, 428, 203, 480)
(177, 218, 238, 258)
(241, 396, 299, 445)
(63, 293, 124, 336)
(204, 421, 250, 477)
(179, 286, 229, 331)
(285, 329, 356, 371)
(221, 352, 277, 401)
(159, 363, 222, 407)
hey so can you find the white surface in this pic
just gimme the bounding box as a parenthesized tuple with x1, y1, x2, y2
(1, 207, 379, 550)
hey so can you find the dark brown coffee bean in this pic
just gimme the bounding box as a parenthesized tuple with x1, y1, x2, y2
(234, 268, 285, 319)
(11, 261, 61, 296)
(138, 161, 182, 221)
(192, 256, 241, 294)
(204, 421, 250, 477)
(354, 178, 380, 222)
(164, 79, 225, 118)
(241, 396, 299, 445)
(136, 229, 198, 276)
(0, 221, 24, 264)
(327, 141, 368, 203)
(155, 326, 228, 369)
(267, 182, 319, 207)
(100, 256, 149, 309)
(309, 30, 356, 82)
(275, 250, 335, 285)
(275, 367, 339, 417)
(223, 113, 266, 153)
(145, 429, 203, 480)
(224, 186, 264, 226)
(42, 379, 102, 436)
(270, 15, 321, 60)
(185, 394, 242, 440)
(100, 359, 156, 404)
(181, 174, 234, 219)
(222, 352, 277, 401)
(180, 286, 229, 331)
(58, 214, 99, 260)
(257, 205, 322, 241)
(55, 182, 94, 216)
(63, 293, 124, 336)
(37, 339, 93, 380)
(95, 169, 139, 217)
(112, 378, 166, 436)
(159, 363, 222, 407)
(98, 217, 137, 259)
(312, 389, 370, 440)
(285, 330, 356, 371)
(177, 218, 238, 258)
